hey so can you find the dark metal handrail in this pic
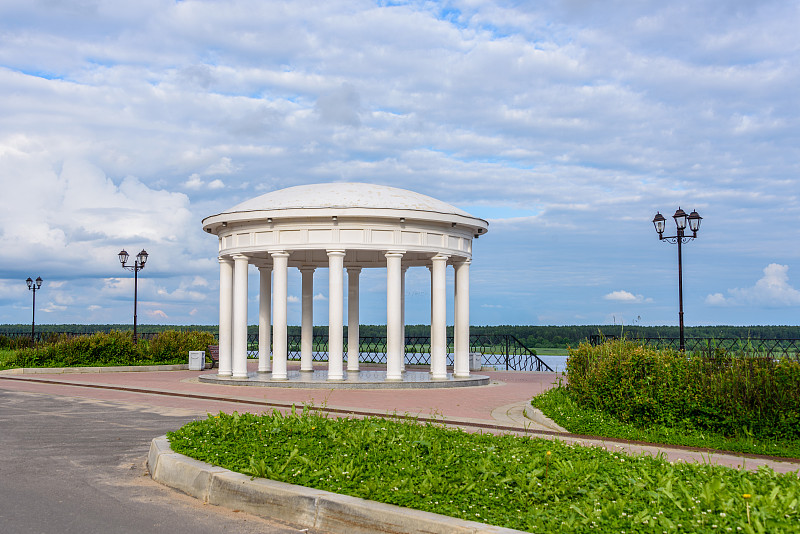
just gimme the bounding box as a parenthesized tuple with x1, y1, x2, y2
(590, 334, 800, 360)
(243, 332, 553, 371)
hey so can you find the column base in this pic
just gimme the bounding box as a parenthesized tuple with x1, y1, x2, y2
(430, 374, 448, 380)
(271, 375, 288, 381)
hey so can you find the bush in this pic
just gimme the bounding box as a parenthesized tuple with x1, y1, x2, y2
(6, 330, 216, 368)
(147, 330, 217, 362)
(566, 339, 800, 440)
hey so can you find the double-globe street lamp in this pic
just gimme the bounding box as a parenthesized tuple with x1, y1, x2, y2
(118, 249, 148, 344)
(652, 208, 702, 352)
(26, 276, 43, 340)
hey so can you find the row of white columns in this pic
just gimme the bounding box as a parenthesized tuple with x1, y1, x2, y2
(217, 250, 471, 381)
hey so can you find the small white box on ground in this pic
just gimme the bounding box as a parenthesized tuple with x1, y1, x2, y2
(469, 352, 482, 371)
(188, 351, 205, 371)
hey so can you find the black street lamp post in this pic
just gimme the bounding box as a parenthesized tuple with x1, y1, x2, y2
(26, 276, 43, 341)
(652, 208, 702, 352)
(118, 249, 148, 344)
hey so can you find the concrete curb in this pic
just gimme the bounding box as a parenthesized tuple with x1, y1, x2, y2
(0, 364, 191, 374)
(523, 407, 568, 433)
(148, 436, 525, 534)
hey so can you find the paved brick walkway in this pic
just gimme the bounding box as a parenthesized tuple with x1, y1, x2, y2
(2, 362, 799, 476)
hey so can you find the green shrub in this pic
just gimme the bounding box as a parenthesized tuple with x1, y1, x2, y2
(147, 330, 217, 362)
(6, 330, 216, 368)
(0, 335, 34, 350)
(566, 339, 800, 440)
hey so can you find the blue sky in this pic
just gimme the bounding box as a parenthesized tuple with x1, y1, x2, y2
(0, 0, 799, 328)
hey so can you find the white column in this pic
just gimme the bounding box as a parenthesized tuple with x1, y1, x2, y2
(401, 265, 408, 372)
(327, 250, 346, 380)
(271, 251, 289, 380)
(300, 266, 315, 372)
(430, 254, 449, 380)
(257, 265, 271, 373)
(386, 251, 404, 381)
(231, 254, 249, 379)
(454, 259, 471, 377)
(218, 257, 233, 377)
(347, 267, 361, 372)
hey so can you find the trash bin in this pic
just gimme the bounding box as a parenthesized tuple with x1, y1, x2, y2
(188, 351, 205, 371)
(469, 352, 482, 371)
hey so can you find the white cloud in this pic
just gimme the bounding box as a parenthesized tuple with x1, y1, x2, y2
(604, 290, 652, 303)
(706, 264, 800, 307)
(313, 293, 328, 301)
(287, 295, 300, 303)
(183, 174, 204, 189)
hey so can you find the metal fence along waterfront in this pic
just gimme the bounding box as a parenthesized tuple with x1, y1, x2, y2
(1, 330, 552, 372)
(7, 330, 799, 368)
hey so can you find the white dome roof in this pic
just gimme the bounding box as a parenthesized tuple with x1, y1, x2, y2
(224, 182, 472, 217)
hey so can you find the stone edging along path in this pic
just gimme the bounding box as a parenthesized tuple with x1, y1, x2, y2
(148, 436, 523, 534)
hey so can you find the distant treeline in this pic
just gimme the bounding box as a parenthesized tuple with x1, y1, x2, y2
(2, 324, 799, 348)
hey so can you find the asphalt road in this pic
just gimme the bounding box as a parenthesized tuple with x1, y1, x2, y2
(0, 389, 310, 534)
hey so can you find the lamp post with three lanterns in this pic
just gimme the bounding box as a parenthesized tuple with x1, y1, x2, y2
(26, 276, 43, 341)
(118, 249, 148, 344)
(652, 208, 702, 352)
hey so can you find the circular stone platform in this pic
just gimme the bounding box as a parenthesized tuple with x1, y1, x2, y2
(199, 370, 490, 389)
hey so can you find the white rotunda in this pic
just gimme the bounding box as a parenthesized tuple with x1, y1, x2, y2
(201, 182, 488, 384)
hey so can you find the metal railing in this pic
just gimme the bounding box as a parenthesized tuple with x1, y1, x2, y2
(590, 334, 800, 360)
(243, 332, 553, 371)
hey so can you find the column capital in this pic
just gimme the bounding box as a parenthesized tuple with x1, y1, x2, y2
(385, 250, 405, 258)
(346, 266, 363, 274)
(218, 255, 233, 264)
(299, 265, 316, 273)
(431, 253, 450, 263)
(453, 257, 472, 266)
(255, 263, 273, 271)
(231, 253, 249, 261)
(270, 250, 290, 259)
(326, 249, 346, 257)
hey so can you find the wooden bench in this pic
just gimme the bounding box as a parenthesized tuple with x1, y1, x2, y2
(207, 345, 219, 369)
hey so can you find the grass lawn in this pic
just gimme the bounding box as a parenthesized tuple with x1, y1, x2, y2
(532, 386, 800, 460)
(168, 409, 800, 533)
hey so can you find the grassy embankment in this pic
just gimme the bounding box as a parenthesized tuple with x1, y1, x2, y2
(533, 339, 800, 459)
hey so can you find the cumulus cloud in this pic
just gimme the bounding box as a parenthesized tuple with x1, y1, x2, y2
(706, 264, 800, 307)
(604, 290, 652, 303)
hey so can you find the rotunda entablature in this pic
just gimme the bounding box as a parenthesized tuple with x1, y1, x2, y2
(202, 183, 488, 268)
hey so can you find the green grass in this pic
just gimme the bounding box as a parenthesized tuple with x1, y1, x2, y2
(532, 386, 800, 460)
(168, 409, 800, 533)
